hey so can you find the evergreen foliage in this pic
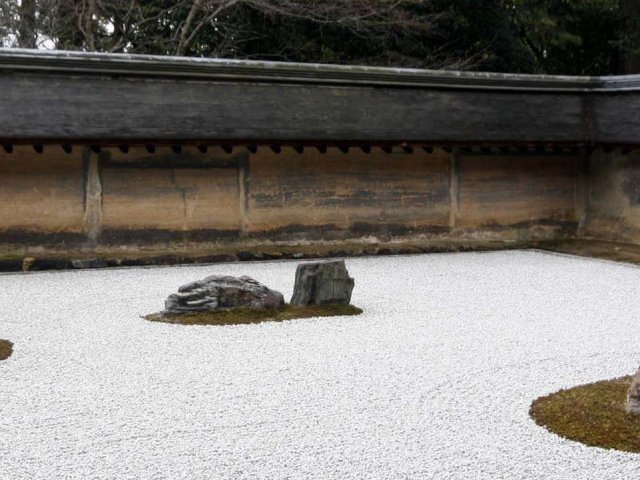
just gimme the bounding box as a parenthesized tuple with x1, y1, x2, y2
(0, 0, 638, 74)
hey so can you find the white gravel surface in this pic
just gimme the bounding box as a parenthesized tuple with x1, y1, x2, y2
(1, 250, 640, 479)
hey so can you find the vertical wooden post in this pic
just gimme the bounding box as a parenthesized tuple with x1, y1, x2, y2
(575, 151, 590, 236)
(83, 147, 103, 242)
(238, 153, 250, 237)
(449, 148, 460, 230)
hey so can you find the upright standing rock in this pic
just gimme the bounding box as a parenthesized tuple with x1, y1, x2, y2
(290, 260, 354, 306)
(627, 367, 640, 414)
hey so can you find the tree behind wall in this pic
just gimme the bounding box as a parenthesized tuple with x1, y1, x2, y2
(2, 0, 456, 67)
(621, 0, 640, 73)
(0, 0, 638, 75)
(18, 0, 37, 48)
(501, 0, 627, 75)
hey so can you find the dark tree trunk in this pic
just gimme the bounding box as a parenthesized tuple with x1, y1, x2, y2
(17, 0, 37, 48)
(622, 0, 640, 74)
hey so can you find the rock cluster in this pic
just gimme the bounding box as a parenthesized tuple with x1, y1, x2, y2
(627, 367, 640, 414)
(290, 260, 354, 306)
(162, 261, 354, 316)
(164, 275, 284, 315)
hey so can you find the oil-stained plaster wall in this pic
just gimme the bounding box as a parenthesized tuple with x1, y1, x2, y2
(454, 155, 580, 239)
(583, 151, 640, 244)
(247, 147, 451, 239)
(99, 147, 242, 244)
(0, 146, 584, 248)
(0, 146, 85, 244)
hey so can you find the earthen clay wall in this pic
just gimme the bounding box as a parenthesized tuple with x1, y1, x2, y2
(0, 145, 585, 250)
(0, 146, 85, 244)
(583, 151, 640, 244)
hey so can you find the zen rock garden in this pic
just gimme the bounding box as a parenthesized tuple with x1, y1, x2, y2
(146, 260, 361, 325)
(136, 254, 640, 455)
(8, 250, 640, 477)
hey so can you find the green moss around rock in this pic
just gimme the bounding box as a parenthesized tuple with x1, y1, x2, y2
(530, 376, 640, 454)
(0, 339, 13, 361)
(144, 304, 363, 326)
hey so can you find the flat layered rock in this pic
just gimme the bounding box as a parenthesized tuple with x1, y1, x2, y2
(164, 275, 284, 315)
(290, 260, 354, 306)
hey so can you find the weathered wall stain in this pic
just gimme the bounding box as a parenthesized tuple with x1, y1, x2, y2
(247, 147, 451, 234)
(0, 146, 85, 234)
(583, 151, 640, 244)
(457, 155, 578, 231)
(0, 145, 588, 249)
(621, 161, 640, 206)
(100, 147, 241, 235)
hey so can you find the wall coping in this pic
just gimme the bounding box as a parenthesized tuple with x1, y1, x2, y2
(2, 48, 640, 93)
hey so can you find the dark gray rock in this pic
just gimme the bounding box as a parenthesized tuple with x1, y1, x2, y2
(290, 260, 354, 306)
(71, 258, 108, 269)
(627, 367, 640, 414)
(164, 275, 284, 315)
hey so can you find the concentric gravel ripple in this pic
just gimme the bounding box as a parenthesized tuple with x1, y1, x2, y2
(1, 250, 639, 479)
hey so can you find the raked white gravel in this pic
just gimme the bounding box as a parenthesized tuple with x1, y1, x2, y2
(1, 250, 640, 479)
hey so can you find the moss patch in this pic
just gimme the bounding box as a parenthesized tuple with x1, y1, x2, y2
(144, 304, 363, 326)
(536, 239, 640, 266)
(530, 376, 640, 453)
(0, 339, 13, 361)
